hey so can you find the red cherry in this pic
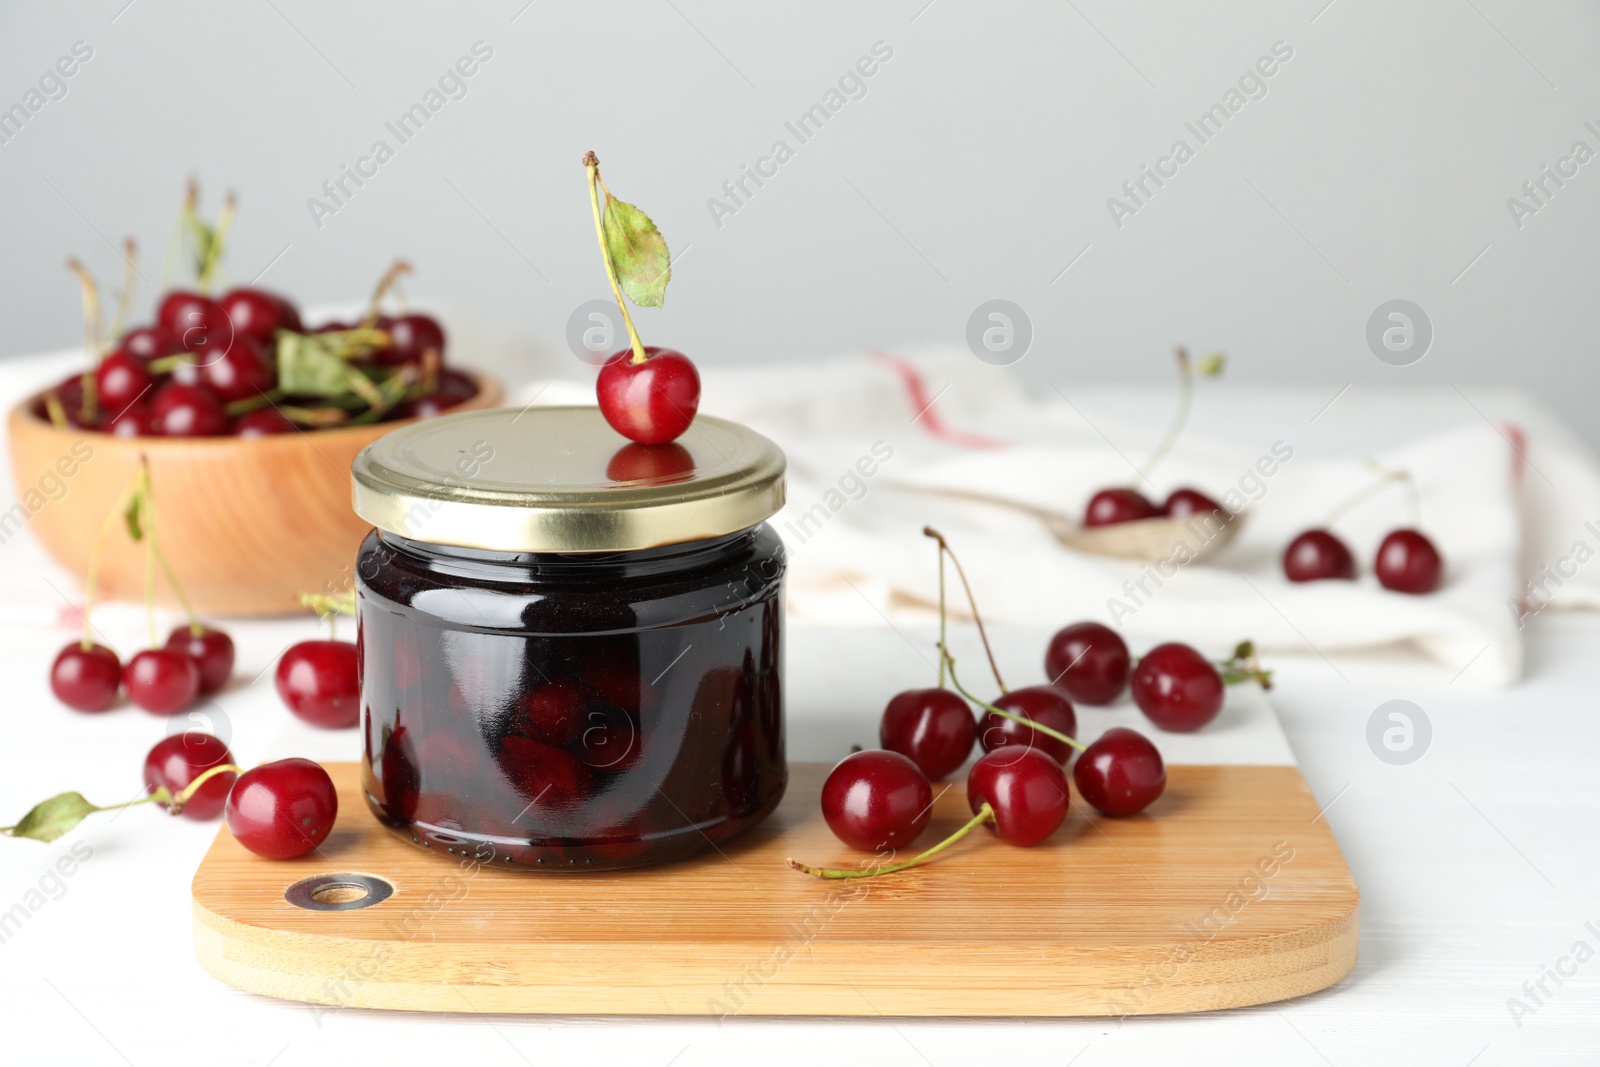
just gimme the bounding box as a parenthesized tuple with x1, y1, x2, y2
(967, 746, 1069, 847)
(979, 685, 1078, 764)
(174, 334, 274, 403)
(394, 369, 478, 420)
(1283, 529, 1356, 582)
(233, 408, 297, 436)
(95, 351, 154, 413)
(508, 678, 588, 747)
(312, 320, 352, 334)
(117, 325, 177, 362)
(820, 750, 933, 852)
(164, 624, 234, 695)
(50, 642, 121, 712)
(150, 382, 229, 437)
(1375, 528, 1443, 594)
(156, 291, 231, 357)
(496, 736, 595, 812)
(1130, 643, 1223, 732)
(224, 758, 338, 859)
(107, 401, 154, 438)
(1044, 621, 1130, 705)
(143, 732, 237, 820)
(1084, 488, 1158, 527)
(596, 347, 701, 445)
(45, 374, 97, 428)
(123, 648, 201, 714)
(275, 640, 360, 728)
(1162, 487, 1227, 521)
(880, 687, 976, 781)
(1072, 727, 1166, 816)
(219, 287, 298, 344)
(379, 313, 446, 366)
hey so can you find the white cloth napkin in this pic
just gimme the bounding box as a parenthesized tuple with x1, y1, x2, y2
(520, 346, 1600, 688)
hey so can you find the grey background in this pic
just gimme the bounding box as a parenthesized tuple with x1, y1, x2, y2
(2, 2, 1596, 442)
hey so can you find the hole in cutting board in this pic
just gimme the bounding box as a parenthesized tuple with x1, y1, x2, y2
(285, 873, 395, 911)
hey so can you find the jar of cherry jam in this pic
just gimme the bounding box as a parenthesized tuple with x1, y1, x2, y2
(350, 406, 787, 871)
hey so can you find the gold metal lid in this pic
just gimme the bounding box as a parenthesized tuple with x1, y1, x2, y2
(351, 407, 786, 553)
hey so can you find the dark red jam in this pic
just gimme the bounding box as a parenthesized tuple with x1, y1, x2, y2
(356, 524, 785, 870)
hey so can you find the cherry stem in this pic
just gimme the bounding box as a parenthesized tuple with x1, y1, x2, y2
(1216, 640, 1273, 690)
(108, 237, 138, 346)
(788, 803, 995, 879)
(1134, 346, 1192, 488)
(196, 190, 235, 294)
(1321, 466, 1412, 527)
(167, 763, 243, 815)
(136, 460, 201, 638)
(942, 644, 1086, 752)
(66, 258, 101, 423)
(1, 788, 172, 836)
(583, 152, 648, 365)
(922, 527, 1006, 693)
(935, 542, 948, 689)
(361, 259, 413, 328)
(81, 482, 137, 652)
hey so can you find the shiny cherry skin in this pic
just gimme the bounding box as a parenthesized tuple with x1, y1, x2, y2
(979, 685, 1078, 765)
(150, 382, 229, 437)
(1162, 487, 1228, 521)
(1131, 642, 1224, 732)
(219, 287, 299, 344)
(880, 687, 976, 781)
(1375, 528, 1443, 594)
(1044, 621, 1130, 705)
(123, 648, 201, 714)
(378, 313, 446, 366)
(1073, 727, 1166, 817)
(967, 746, 1069, 847)
(1283, 529, 1356, 582)
(117, 325, 177, 362)
(596, 347, 701, 445)
(820, 750, 933, 852)
(156, 291, 230, 357)
(224, 758, 338, 859)
(164, 624, 234, 695)
(50, 642, 121, 712)
(107, 402, 154, 438)
(174, 334, 274, 403)
(232, 408, 297, 436)
(395, 369, 477, 420)
(275, 640, 360, 728)
(95, 351, 153, 412)
(1084, 487, 1158, 527)
(143, 732, 237, 820)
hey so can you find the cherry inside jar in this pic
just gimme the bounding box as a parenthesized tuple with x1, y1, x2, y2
(350, 406, 788, 871)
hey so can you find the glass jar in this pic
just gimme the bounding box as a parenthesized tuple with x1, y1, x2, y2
(350, 407, 786, 871)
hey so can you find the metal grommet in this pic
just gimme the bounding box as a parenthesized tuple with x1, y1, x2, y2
(284, 873, 395, 911)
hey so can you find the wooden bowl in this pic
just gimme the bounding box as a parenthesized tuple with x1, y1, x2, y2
(6, 372, 503, 616)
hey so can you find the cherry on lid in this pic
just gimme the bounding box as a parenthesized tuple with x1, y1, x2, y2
(350, 406, 785, 554)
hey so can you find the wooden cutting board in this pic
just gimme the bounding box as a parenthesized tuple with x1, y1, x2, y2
(192, 761, 1357, 1017)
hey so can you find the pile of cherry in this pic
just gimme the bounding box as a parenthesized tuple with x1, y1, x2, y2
(3, 730, 337, 861)
(1085, 473, 1443, 595)
(48, 463, 360, 727)
(43, 183, 473, 438)
(789, 529, 1269, 880)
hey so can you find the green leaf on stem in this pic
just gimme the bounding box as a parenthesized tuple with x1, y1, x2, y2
(1196, 352, 1226, 377)
(603, 194, 671, 308)
(3, 792, 100, 843)
(123, 492, 145, 543)
(276, 333, 353, 397)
